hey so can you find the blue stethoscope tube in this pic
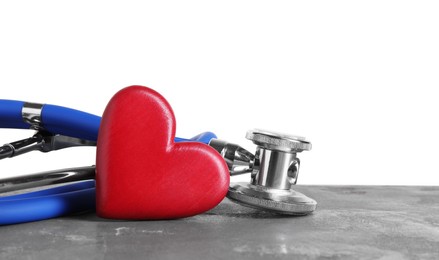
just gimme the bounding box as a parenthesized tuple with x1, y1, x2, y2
(0, 99, 216, 143)
(0, 181, 95, 225)
(0, 100, 100, 141)
(0, 99, 217, 225)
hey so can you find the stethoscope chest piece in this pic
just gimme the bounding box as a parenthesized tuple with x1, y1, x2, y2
(227, 129, 316, 215)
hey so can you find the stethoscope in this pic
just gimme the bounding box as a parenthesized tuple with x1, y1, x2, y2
(0, 100, 316, 225)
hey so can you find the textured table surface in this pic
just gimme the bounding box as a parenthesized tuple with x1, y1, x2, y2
(1, 185, 438, 260)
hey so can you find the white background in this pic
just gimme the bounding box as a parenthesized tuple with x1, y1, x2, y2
(0, 1, 438, 185)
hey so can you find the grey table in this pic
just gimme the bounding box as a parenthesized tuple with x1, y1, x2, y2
(1, 186, 438, 260)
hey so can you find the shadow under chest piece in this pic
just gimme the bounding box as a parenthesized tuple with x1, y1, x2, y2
(210, 129, 316, 215)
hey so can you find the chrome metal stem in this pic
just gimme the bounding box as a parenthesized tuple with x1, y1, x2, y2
(208, 139, 254, 176)
(0, 135, 43, 159)
(0, 131, 96, 160)
(0, 166, 95, 193)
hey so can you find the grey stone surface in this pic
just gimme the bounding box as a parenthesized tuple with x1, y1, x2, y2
(1, 185, 438, 259)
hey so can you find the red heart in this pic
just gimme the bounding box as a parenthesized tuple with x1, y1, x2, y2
(96, 86, 229, 219)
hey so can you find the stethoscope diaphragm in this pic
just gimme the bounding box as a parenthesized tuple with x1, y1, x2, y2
(228, 183, 316, 215)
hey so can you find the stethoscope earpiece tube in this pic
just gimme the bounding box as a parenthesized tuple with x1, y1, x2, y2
(0, 100, 29, 129)
(42, 104, 101, 141)
(0, 99, 214, 144)
(0, 100, 101, 141)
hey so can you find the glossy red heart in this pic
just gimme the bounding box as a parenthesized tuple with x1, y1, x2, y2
(96, 86, 229, 219)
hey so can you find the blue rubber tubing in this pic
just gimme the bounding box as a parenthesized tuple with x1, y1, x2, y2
(0, 100, 216, 144)
(0, 181, 96, 225)
(42, 104, 101, 141)
(0, 100, 100, 141)
(0, 100, 29, 129)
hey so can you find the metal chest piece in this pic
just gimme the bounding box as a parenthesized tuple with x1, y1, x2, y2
(227, 129, 317, 215)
